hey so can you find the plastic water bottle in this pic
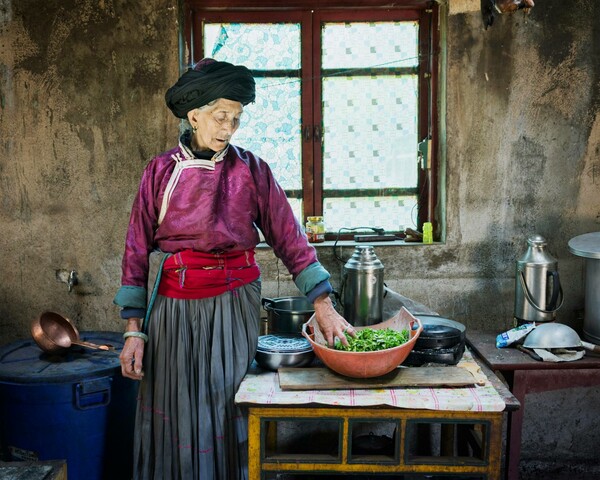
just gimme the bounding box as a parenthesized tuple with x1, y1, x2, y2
(423, 222, 433, 244)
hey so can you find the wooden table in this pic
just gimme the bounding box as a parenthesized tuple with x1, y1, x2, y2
(467, 331, 600, 480)
(237, 352, 519, 479)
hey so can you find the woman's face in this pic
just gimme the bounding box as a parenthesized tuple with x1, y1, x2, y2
(187, 98, 243, 152)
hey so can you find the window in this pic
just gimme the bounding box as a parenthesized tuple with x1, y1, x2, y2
(184, 1, 440, 239)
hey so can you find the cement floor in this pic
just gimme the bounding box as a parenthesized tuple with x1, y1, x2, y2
(520, 460, 600, 479)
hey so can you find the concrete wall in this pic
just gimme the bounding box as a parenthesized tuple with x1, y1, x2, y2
(1, 0, 599, 471)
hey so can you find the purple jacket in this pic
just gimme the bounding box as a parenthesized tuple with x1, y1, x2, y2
(114, 141, 329, 310)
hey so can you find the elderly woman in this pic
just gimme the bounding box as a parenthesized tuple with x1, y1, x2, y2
(114, 58, 353, 480)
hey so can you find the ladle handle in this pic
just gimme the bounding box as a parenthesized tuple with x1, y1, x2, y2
(72, 340, 114, 351)
(516, 344, 542, 361)
(581, 340, 600, 354)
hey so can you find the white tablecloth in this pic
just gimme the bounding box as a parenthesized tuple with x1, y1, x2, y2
(235, 349, 506, 412)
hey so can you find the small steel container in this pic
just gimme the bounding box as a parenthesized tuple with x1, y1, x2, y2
(255, 335, 314, 371)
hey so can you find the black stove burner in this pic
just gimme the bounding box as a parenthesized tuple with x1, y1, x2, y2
(404, 340, 465, 367)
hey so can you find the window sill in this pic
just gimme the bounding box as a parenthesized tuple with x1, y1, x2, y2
(256, 240, 438, 249)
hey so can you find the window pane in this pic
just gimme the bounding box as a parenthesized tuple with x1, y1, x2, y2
(204, 23, 301, 69)
(321, 20, 420, 232)
(324, 196, 417, 232)
(322, 22, 419, 69)
(203, 23, 303, 191)
(322, 75, 418, 189)
(234, 77, 302, 191)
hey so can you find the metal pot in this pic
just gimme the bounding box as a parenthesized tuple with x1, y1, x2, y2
(31, 311, 113, 354)
(404, 315, 467, 366)
(262, 297, 315, 335)
(416, 324, 462, 349)
(254, 334, 314, 371)
(414, 315, 466, 345)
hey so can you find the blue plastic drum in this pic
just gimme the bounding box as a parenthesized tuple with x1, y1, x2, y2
(0, 331, 137, 480)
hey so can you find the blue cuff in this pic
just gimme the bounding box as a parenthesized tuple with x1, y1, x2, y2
(294, 262, 331, 296)
(306, 280, 333, 303)
(120, 308, 146, 320)
(113, 285, 147, 309)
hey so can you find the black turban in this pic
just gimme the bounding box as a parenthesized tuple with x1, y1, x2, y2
(165, 58, 256, 119)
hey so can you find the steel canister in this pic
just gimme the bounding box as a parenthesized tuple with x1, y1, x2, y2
(514, 234, 563, 323)
(342, 245, 384, 326)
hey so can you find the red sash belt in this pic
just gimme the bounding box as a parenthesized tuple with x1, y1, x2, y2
(157, 249, 260, 300)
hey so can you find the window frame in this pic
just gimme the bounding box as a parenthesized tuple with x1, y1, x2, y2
(183, 0, 440, 239)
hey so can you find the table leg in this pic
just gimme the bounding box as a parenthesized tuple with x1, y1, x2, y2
(247, 409, 261, 480)
(506, 370, 527, 480)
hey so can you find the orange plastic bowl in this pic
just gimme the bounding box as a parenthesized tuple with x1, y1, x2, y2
(301, 309, 423, 379)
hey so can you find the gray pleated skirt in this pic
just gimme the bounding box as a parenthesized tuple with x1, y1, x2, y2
(133, 280, 261, 480)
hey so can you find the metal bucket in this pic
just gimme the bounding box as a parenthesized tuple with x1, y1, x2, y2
(569, 232, 600, 343)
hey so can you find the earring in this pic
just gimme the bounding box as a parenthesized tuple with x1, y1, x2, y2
(192, 125, 197, 133)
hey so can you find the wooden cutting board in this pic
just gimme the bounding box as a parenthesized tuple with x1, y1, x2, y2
(278, 366, 476, 391)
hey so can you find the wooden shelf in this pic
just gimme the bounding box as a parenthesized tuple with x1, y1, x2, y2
(248, 406, 503, 479)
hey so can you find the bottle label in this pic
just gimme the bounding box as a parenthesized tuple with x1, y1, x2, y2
(307, 232, 325, 243)
(306, 220, 325, 243)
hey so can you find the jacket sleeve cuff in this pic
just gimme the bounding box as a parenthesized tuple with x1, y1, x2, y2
(120, 307, 146, 320)
(306, 280, 333, 303)
(113, 285, 147, 309)
(294, 262, 331, 296)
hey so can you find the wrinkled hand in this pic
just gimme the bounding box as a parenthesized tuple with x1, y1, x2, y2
(313, 293, 356, 347)
(119, 318, 145, 381)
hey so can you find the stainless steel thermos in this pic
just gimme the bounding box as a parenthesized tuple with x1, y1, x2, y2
(343, 245, 384, 327)
(514, 234, 563, 323)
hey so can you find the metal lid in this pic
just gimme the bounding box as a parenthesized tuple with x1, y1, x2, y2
(517, 234, 558, 268)
(256, 335, 313, 353)
(568, 232, 600, 259)
(527, 234, 547, 247)
(0, 331, 123, 384)
(344, 245, 384, 271)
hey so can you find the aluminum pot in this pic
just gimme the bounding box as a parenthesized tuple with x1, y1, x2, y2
(254, 348, 314, 371)
(262, 297, 315, 335)
(254, 334, 315, 371)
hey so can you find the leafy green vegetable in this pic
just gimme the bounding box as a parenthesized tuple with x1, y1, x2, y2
(333, 328, 409, 352)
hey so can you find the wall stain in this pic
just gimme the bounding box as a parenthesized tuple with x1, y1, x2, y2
(18, 184, 31, 222)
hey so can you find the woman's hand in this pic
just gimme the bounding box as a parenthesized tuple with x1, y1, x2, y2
(119, 318, 145, 381)
(312, 293, 356, 347)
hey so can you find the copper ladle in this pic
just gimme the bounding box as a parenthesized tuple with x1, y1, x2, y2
(31, 311, 113, 353)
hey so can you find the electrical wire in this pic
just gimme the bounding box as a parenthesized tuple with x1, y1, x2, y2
(332, 226, 385, 265)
